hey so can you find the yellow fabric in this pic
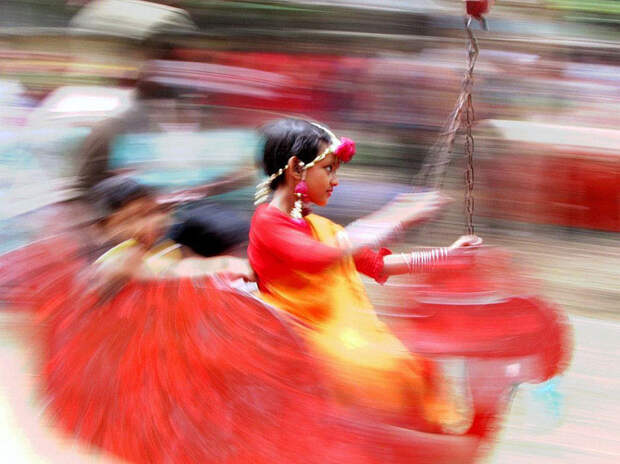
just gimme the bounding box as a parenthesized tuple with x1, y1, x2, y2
(95, 239, 183, 275)
(259, 214, 466, 430)
(95, 238, 140, 264)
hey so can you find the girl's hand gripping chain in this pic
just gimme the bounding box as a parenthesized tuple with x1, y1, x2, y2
(450, 234, 483, 254)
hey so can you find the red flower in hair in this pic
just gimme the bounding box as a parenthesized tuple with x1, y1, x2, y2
(334, 137, 355, 163)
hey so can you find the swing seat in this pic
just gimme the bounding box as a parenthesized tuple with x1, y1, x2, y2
(381, 247, 571, 376)
(377, 246, 572, 440)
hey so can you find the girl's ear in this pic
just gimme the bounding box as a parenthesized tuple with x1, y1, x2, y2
(288, 156, 303, 181)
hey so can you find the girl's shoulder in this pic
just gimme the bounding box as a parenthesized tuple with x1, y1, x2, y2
(251, 204, 272, 219)
(251, 205, 296, 238)
(252, 204, 305, 227)
(251, 204, 281, 227)
(251, 205, 343, 235)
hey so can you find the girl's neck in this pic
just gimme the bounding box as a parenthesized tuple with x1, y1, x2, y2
(270, 186, 295, 215)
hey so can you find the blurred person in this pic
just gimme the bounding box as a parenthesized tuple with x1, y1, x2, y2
(74, 76, 178, 193)
(75, 62, 254, 199)
(72, 68, 254, 256)
(86, 176, 254, 300)
(249, 118, 482, 433)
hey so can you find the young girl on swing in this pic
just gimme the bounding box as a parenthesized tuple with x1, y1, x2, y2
(248, 118, 481, 433)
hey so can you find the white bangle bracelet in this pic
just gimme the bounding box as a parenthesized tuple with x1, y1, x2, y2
(404, 247, 451, 273)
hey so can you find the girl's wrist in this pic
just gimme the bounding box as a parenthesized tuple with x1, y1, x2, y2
(401, 247, 451, 273)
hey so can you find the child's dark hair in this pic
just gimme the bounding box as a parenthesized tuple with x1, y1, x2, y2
(260, 119, 331, 190)
(89, 176, 155, 220)
(168, 204, 250, 257)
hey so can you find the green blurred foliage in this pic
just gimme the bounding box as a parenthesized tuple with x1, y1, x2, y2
(547, 0, 620, 15)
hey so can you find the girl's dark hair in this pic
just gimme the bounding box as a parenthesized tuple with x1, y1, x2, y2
(259, 118, 331, 190)
(168, 203, 250, 257)
(89, 176, 155, 220)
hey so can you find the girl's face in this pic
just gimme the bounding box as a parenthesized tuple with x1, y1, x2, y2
(304, 145, 340, 207)
(104, 196, 168, 248)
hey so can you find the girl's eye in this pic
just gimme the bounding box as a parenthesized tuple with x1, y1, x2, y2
(325, 165, 333, 173)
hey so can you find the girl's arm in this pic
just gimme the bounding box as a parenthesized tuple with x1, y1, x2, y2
(381, 235, 482, 278)
(89, 245, 255, 303)
(250, 191, 448, 276)
(345, 191, 447, 250)
(171, 256, 255, 281)
(252, 212, 348, 274)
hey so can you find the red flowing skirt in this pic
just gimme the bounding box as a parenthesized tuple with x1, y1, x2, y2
(39, 276, 379, 464)
(0, 233, 88, 317)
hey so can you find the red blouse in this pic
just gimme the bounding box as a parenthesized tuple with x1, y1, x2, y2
(248, 205, 391, 288)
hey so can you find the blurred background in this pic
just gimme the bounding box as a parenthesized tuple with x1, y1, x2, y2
(0, 0, 618, 463)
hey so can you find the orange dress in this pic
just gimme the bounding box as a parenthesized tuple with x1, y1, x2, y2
(248, 205, 468, 431)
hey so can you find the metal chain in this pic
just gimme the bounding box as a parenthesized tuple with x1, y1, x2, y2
(416, 92, 467, 189)
(415, 17, 479, 235)
(463, 18, 479, 235)
(464, 93, 475, 235)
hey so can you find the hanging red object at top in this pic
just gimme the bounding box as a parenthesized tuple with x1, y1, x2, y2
(465, 0, 494, 19)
